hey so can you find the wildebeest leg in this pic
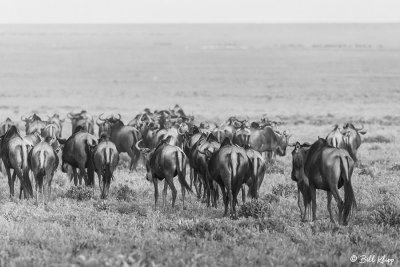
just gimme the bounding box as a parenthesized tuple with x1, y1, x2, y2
(327, 191, 336, 224)
(181, 178, 186, 208)
(190, 168, 193, 189)
(297, 184, 304, 219)
(72, 168, 78, 186)
(220, 184, 229, 217)
(128, 149, 140, 171)
(153, 178, 159, 210)
(310, 185, 317, 221)
(35, 175, 39, 205)
(331, 187, 344, 224)
(241, 185, 246, 204)
(96, 171, 103, 194)
(166, 177, 177, 208)
(162, 180, 168, 211)
(6, 168, 14, 198)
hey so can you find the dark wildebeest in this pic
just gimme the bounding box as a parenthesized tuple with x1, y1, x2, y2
(241, 147, 266, 203)
(136, 138, 192, 210)
(47, 114, 64, 138)
(28, 137, 59, 205)
(67, 110, 95, 135)
(325, 124, 346, 149)
(191, 133, 221, 206)
(0, 126, 33, 198)
(341, 123, 367, 161)
(100, 115, 141, 171)
(0, 118, 15, 136)
(96, 113, 113, 137)
(58, 128, 98, 186)
(92, 134, 119, 199)
(291, 138, 356, 225)
(21, 114, 48, 135)
(202, 138, 255, 218)
(248, 126, 291, 161)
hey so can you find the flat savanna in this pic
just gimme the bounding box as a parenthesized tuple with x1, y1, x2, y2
(0, 24, 399, 266)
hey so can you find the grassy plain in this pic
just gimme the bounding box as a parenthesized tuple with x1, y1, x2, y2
(0, 24, 399, 266)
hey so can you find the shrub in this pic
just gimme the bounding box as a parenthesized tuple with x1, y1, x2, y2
(64, 186, 93, 201)
(374, 202, 400, 226)
(389, 164, 400, 171)
(113, 184, 136, 202)
(265, 162, 285, 174)
(238, 199, 272, 219)
(271, 183, 297, 198)
(261, 193, 280, 204)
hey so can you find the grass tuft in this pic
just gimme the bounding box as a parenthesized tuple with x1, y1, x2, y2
(374, 201, 400, 226)
(238, 199, 272, 219)
(64, 186, 93, 201)
(113, 184, 137, 202)
(364, 135, 392, 143)
(271, 183, 297, 198)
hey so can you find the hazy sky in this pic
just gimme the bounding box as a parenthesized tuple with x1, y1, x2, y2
(1, 0, 399, 23)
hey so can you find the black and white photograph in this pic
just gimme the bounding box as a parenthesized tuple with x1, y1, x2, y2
(0, 0, 399, 266)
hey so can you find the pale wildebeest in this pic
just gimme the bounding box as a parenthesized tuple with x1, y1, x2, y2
(0, 118, 15, 136)
(24, 132, 42, 148)
(326, 124, 345, 148)
(202, 138, 255, 218)
(341, 123, 367, 161)
(291, 138, 356, 225)
(99, 115, 141, 171)
(248, 126, 291, 161)
(47, 113, 64, 138)
(21, 114, 48, 135)
(0, 126, 33, 199)
(241, 147, 266, 203)
(28, 137, 59, 205)
(67, 110, 95, 135)
(136, 138, 192, 210)
(92, 134, 119, 199)
(41, 123, 61, 140)
(58, 127, 97, 186)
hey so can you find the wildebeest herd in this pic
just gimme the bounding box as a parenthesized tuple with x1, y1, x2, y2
(0, 105, 366, 225)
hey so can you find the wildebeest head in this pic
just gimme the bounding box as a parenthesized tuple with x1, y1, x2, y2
(135, 140, 153, 181)
(290, 141, 311, 182)
(341, 122, 366, 161)
(275, 130, 292, 156)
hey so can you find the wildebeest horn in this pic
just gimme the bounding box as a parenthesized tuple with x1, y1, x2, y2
(67, 112, 73, 119)
(355, 123, 364, 131)
(117, 113, 121, 120)
(21, 115, 27, 121)
(135, 139, 150, 153)
(98, 113, 106, 121)
(96, 117, 103, 126)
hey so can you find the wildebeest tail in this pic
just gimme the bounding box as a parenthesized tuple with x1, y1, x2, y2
(176, 150, 192, 193)
(249, 155, 259, 199)
(103, 147, 113, 183)
(229, 151, 239, 186)
(340, 155, 356, 225)
(36, 150, 47, 189)
(20, 145, 33, 197)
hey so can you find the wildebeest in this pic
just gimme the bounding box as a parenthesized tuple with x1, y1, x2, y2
(291, 138, 356, 225)
(341, 122, 367, 161)
(202, 138, 255, 218)
(136, 138, 192, 210)
(68, 110, 95, 135)
(99, 115, 142, 170)
(248, 126, 291, 161)
(21, 114, 48, 135)
(0, 126, 33, 198)
(0, 118, 15, 136)
(326, 124, 345, 148)
(24, 132, 42, 148)
(190, 133, 221, 206)
(241, 147, 266, 203)
(92, 134, 119, 199)
(28, 137, 59, 205)
(58, 127, 97, 186)
(47, 113, 64, 138)
(42, 123, 61, 140)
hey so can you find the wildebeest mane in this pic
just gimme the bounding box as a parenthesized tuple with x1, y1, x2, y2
(304, 138, 327, 175)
